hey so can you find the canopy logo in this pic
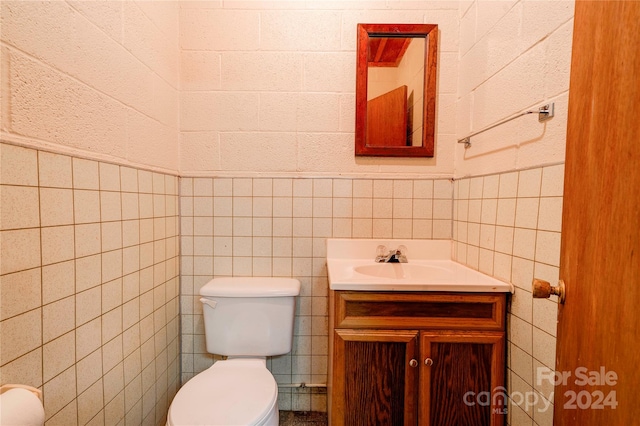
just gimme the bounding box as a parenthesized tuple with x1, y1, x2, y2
(463, 366, 618, 413)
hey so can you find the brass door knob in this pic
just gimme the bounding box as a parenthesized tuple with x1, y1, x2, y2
(532, 278, 566, 303)
(424, 358, 433, 366)
(409, 359, 418, 368)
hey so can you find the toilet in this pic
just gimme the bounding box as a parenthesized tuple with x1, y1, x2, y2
(167, 277, 301, 426)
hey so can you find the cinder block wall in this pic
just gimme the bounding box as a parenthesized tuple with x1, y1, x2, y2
(1, 1, 181, 424)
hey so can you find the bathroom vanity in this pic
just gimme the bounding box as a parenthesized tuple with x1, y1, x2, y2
(326, 239, 512, 426)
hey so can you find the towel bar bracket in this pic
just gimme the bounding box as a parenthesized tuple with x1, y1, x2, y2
(538, 103, 554, 122)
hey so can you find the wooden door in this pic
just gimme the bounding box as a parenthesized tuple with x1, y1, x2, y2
(554, 0, 640, 424)
(420, 331, 505, 426)
(332, 329, 419, 426)
(366, 86, 409, 147)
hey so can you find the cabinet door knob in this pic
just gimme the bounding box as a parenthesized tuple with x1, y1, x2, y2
(409, 359, 418, 367)
(424, 358, 434, 366)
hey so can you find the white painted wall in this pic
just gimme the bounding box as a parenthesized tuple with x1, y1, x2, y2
(0, 0, 574, 180)
(179, 1, 460, 177)
(455, 0, 574, 178)
(1, 1, 180, 173)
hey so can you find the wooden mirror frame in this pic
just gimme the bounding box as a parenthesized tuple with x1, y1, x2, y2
(355, 23, 438, 157)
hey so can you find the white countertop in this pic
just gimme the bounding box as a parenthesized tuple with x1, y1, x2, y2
(326, 239, 514, 293)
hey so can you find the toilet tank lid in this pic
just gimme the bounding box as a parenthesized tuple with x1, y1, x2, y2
(200, 277, 301, 297)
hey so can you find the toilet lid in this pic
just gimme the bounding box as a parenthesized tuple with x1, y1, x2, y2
(168, 360, 277, 426)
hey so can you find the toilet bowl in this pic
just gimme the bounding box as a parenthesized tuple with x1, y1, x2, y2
(167, 277, 300, 426)
(167, 358, 278, 426)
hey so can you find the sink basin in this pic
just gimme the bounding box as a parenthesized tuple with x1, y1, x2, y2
(326, 238, 514, 293)
(354, 263, 449, 280)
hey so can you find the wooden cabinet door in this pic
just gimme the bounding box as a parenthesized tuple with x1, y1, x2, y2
(332, 329, 419, 426)
(420, 331, 505, 426)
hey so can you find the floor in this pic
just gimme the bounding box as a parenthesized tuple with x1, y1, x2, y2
(279, 411, 328, 425)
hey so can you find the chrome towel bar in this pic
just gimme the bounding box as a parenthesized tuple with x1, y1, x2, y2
(458, 103, 554, 148)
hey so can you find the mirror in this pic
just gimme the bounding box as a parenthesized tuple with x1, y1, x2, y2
(355, 24, 438, 157)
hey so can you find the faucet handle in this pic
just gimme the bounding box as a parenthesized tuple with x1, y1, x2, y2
(375, 245, 387, 262)
(396, 245, 408, 262)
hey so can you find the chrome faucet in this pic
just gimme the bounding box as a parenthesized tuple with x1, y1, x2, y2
(375, 245, 408, 263)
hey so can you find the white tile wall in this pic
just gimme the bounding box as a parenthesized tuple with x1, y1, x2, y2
(0, 143, 180, 425)
(453, 165, 563, 426)
(179, 176, 452, 411)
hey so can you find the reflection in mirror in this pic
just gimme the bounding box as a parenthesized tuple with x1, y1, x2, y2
(355, 24, 438, 157)
(367, 37, 425, 147)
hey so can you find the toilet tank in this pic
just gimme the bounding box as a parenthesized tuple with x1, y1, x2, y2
(199, 277, 301, 356)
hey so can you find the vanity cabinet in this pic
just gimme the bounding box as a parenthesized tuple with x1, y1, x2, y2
(328, 291, 507, 426)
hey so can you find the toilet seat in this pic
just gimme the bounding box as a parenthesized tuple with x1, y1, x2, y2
(167, 359, 278, 426)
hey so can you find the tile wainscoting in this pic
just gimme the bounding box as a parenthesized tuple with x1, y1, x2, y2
(453, 165, 563, 426)
(1, 140, 562, 425)
(179, 175, 453, 411)
(0, 142, 180, 425)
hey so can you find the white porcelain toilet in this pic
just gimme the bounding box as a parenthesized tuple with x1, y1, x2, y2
(167, 277, 301, 426)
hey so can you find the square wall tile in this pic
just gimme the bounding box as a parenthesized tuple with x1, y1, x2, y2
(39, 151, 72, 188)
(153, 172, 166, 194)
(0, 185, 39, 230)
(393, 180, 413, 199)
(537, 197, 563, 232)
(40, 188, 74, 226)
(0, 268, 41, 320)
(43, 296, 75, 343)
(43, 366, 76, 418)
(99, 163, 121, 191)
(120, 167, 139, 193)
(515, 197, 539, 229)
(534, 231, 561, 267)
(77, 377, 104, 424)
(498, 172, 518, 198)
(434, 179, 452, 199)
(193, 178, 213, 196)
(0, 348, 43, 389)
(0, 309, 42, 365)
(43, 331, 75, 382)
(373, 180, 392, 198)
(73, 158, 100, 190)
(76, 318, 102, 360)
(1, 228, 41, 275)
(541, 164, 564, 197)
(101, 192, 122, 221)
(75, 223, 101, 257)
(138, 170, 153, 194)
(122, 193, 140, 221)
(74, 190, 101, 224)
(353, 180, 372, 198)
(1, 144, 38, 186)
(517, 168, 542, 198)
(41, 225, 75, 266)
